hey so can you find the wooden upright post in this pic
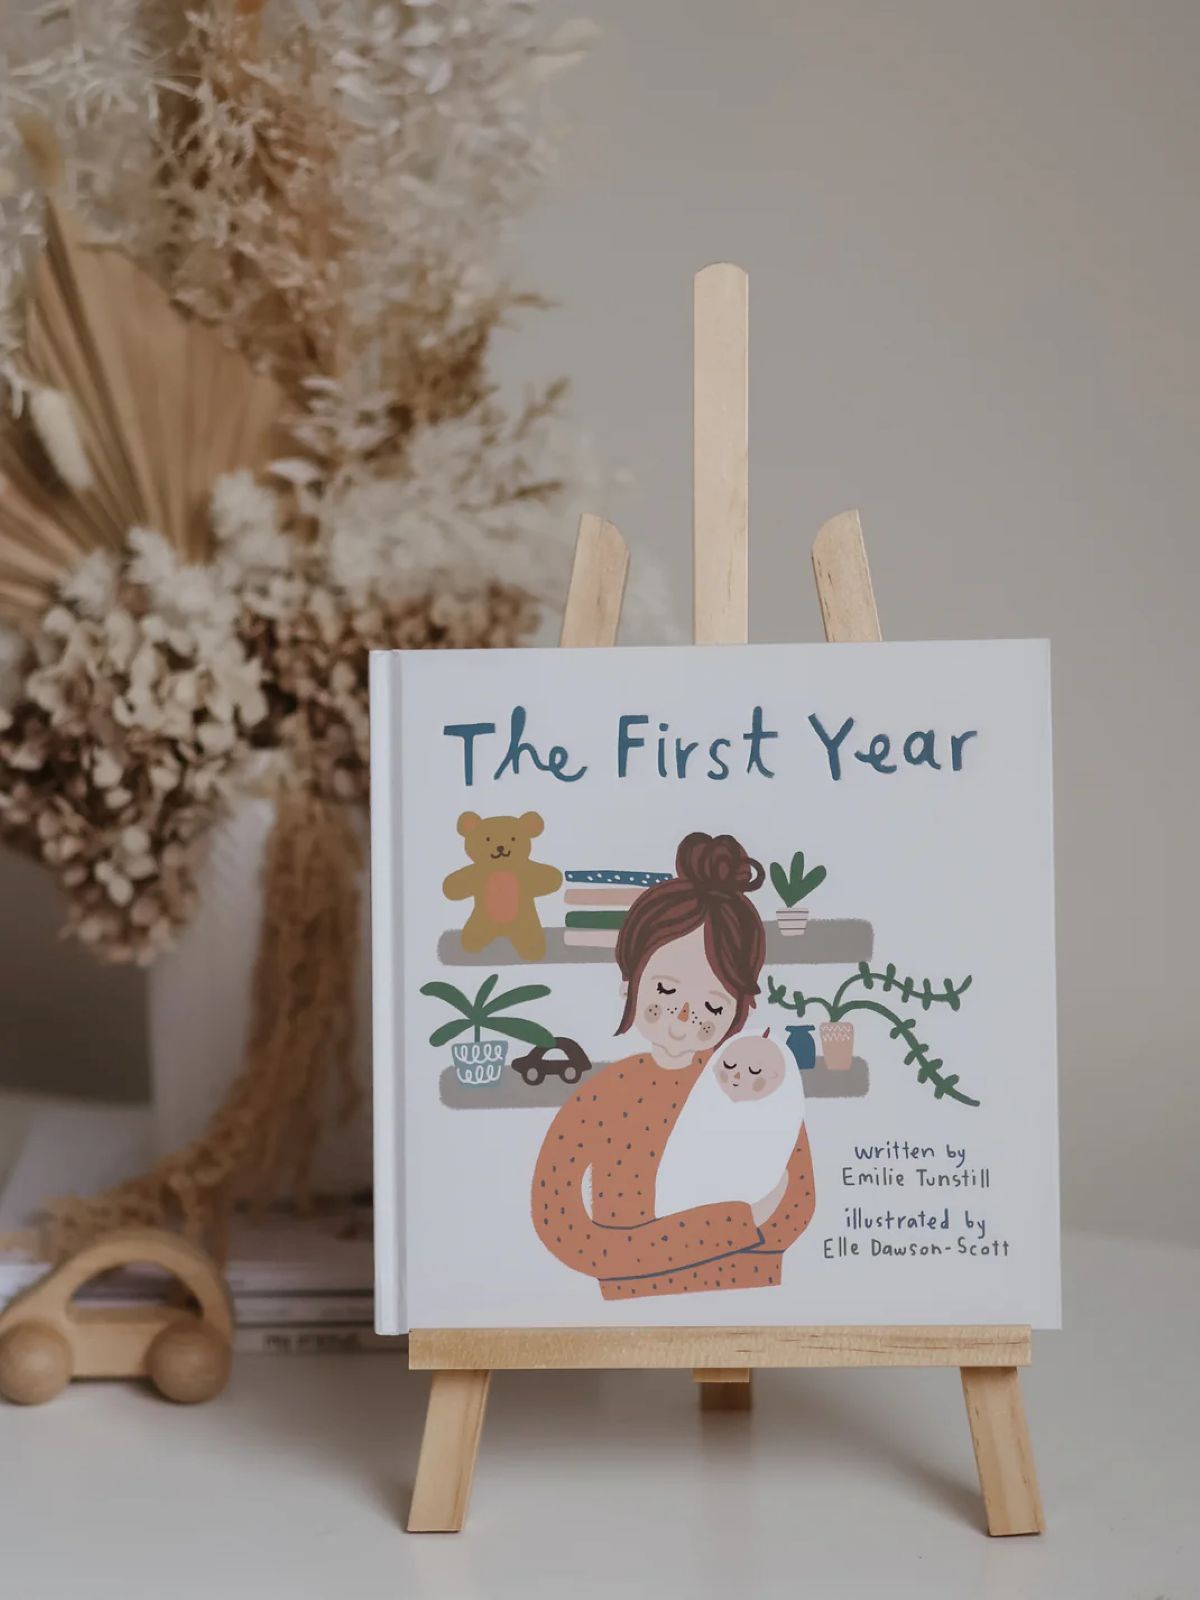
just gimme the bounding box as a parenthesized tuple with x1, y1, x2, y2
(961, 1366, 1045, 1535)
(693, 261, 748, 646)
(690, 264, 755, 1410)
(407, 1370, 491, 1533)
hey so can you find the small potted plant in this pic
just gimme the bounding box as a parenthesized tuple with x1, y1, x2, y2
(819, 1020, 855, 1071)
(766, 964, 978, 1105)
(769, 851, 827, 936)
(420, 975, 556, 1088)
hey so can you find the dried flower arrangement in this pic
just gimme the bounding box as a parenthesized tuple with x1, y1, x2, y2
(0, 0, 664, 1252)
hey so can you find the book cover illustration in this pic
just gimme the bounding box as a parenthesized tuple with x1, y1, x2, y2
(371, 641, 1059, 1333)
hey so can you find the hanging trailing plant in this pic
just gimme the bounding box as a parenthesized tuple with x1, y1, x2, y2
(766, 961, 978, 1106)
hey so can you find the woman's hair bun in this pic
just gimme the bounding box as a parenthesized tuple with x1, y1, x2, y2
(674, 831, 765, 896)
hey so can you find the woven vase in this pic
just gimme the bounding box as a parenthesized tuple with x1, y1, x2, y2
(146, 797, 373, 1196)
(819, 1020, 855, 1072)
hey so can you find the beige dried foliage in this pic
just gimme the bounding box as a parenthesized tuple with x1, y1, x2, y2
(0, 123, 284, 632)
(33, 786, 363, 1259)
(0, 2, 678, 1245)
(151, 4, 352, 388)
(0, 540, 269, 963)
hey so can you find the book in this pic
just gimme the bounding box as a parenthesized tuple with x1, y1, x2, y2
(233, 1325, 403, 1355)
(563, 887, 644, 908)
(563, 870, 669, 886)
(370, 641, 1060, 1335)
(563, 910, 626, 930)
(0, 1104, 375, 1332)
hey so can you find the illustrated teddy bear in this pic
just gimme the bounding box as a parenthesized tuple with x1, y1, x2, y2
(443, 812, 562, 961)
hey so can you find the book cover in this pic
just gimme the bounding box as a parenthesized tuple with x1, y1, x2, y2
(370, 641, 1059, 1334)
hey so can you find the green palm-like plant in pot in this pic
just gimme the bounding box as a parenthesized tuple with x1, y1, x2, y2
(420, 975, 556, 1087)
(770, 851, 827, 936)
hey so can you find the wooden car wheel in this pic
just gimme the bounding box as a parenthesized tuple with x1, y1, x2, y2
(147, 1320, 231, 1404)
(0, 1320, 73, 1405)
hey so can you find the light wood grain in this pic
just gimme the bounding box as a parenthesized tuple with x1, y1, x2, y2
(410, 1326, 1032, 1371)
(811, 509, 882, 644)
(560, 513, 629, 649)
(0, 1227, 232, 1403)
(961, 1366, 1045, 1535)
(408, 1370, 492, 1533)
(693, 263, 749, 645)
(694, 1366, 753, 1411)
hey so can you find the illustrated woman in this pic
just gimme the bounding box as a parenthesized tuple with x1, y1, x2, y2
(531, 832, 817, 1300)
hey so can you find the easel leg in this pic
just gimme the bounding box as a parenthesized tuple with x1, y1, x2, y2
(408, 1370, 492, 1533)
(960, 1366, 1044, 1536)
(693, 1367, 753, 1411)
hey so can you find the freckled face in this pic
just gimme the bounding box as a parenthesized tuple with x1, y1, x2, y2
(714, 1035, 787, 1101)
(629, 926, 735, 1061)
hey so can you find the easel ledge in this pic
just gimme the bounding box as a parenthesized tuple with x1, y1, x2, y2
(408, 1325, 1031, 1370)
(406, 265, 1045, 1542)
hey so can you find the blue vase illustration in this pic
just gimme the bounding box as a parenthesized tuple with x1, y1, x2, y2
(784, 1024, 817, 1071)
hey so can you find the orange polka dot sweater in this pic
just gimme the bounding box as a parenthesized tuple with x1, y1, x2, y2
(531, 1050, 817, 1300)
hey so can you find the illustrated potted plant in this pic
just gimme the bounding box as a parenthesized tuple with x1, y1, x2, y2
(766, 962, 978, 1104)
(420, 976, 556, 1088)
(769, 851, 828, 935)
(819, 1021, 855, 1071)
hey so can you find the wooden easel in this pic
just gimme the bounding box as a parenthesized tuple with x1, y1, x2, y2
(407, 265, 1044, 1538)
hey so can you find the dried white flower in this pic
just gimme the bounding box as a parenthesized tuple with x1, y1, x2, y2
(61, 550, 118, 619)
(28, 385, 94, 492)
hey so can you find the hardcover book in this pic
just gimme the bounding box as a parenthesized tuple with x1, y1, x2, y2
(370, 641, 1059, 1333)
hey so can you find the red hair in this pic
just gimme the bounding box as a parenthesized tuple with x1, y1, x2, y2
(615, 832, 766, 1043)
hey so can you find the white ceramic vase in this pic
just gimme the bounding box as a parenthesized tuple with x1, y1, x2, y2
(146, 797, 373, 1196)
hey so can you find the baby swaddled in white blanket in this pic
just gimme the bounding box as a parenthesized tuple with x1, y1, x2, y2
(654, 1028, 806, 1216)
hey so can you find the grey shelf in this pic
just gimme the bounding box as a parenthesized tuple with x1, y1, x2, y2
(439, 1057, 869, 1110)
(437, 918, 874, 968)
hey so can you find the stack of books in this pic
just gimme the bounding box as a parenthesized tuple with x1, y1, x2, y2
(0, 1103, 396, 1354)
(562, 869, 670, 949)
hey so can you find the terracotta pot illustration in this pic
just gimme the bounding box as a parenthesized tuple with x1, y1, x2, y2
(777, 906, 810, 936)
(820, 1020, 855, 1071)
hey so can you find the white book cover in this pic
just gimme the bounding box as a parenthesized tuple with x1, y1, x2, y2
(370, 641, 1059, 1334)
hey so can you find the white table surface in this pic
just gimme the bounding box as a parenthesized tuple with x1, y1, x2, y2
(0, 1228, 1195, 1599)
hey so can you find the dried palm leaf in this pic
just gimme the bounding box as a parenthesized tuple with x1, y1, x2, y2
(0, 118, 284, 632)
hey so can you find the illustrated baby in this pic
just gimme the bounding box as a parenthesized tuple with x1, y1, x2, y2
(653, 1028, 806, 1217)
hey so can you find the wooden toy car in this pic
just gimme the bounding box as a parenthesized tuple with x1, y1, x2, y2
(510, 1036, 593, 1087)
(0, 1226, 233, 1406)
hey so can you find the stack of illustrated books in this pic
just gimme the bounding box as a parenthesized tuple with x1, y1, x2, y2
(0, 1102, 395, 1354)
(562, 869, 669, 948)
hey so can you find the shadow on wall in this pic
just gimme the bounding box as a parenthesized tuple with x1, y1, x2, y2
(0, 852, 147, 1101)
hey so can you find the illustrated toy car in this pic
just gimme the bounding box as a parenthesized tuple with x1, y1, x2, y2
(510, 1036, 593, 1087)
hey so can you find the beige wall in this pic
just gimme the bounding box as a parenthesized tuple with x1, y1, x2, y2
(3, 0, 1197, 1241)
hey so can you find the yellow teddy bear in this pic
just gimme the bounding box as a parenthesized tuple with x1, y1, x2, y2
(443, 812, 562, 961)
